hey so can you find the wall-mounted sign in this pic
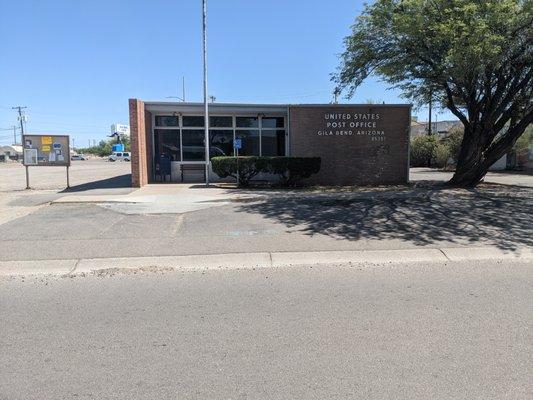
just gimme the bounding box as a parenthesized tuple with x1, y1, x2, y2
(22, 134, 70, 167)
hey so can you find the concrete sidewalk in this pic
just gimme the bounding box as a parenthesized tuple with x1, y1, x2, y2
(1, 246, 531, 277)
(410, 167, 533, 188)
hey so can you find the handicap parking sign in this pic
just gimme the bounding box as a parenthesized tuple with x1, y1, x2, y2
(234, 138, 242, 149)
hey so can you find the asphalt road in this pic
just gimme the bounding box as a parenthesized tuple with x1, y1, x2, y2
(1, 260, 531, 399)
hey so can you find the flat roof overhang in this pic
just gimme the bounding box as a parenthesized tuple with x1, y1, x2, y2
(142, 101, 413, 115)
(144, 101, 289, 115)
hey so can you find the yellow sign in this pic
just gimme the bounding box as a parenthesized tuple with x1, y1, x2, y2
(42, 136, 53, 145)
(42, 145, 51, 152)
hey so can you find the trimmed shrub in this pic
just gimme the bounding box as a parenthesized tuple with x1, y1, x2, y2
(211, 156, 321, 187)
(211, 157, 267, 186)
(269, 157, 322, 186)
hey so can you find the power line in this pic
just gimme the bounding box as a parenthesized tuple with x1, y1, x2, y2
(11, 106, 27, 137)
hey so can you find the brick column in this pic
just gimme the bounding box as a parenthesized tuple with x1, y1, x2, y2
(129, 99, 148, 187)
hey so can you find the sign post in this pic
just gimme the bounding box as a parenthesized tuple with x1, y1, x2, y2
(234, 138, 242, 185)
(22, 134, 71, 189)
(25, 165, 30, 189)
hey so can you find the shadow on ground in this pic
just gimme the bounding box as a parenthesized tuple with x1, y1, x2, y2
(237, 187, 533, 250)
(60, 174, 132, 192)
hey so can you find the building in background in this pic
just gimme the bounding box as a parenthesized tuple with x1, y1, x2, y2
(0, 145, 23, 162)
(410, 120, 463, 139)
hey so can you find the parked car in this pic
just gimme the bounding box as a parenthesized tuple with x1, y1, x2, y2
(71, 154, 87, 161)
(108, 152, 131, 162)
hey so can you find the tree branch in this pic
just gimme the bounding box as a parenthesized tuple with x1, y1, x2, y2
(444, 83, 469, 127)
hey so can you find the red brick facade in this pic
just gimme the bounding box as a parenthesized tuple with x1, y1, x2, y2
(129, 99, 149, 187)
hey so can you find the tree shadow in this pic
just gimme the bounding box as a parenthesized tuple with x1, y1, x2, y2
(236, 187, 533, 251)
(60, 174, 132, 192)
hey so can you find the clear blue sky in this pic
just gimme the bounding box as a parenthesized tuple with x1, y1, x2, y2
(0, 0, 453, 147)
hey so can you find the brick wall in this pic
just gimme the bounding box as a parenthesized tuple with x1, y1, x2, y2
(129, 99, 148, 187)
(145, 110, 153, 183)
(289, 105, 411, 186)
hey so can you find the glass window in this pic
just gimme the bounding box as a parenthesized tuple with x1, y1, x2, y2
(261, 130, 286, 156)
(155, 116, 179, 127)
(210, 116, 233, 128)
(236, 117, 259, 128)
(154, 129, 180, 161)
(262, 117, 285, 128)
(235, 130, 260, 156)
(182, 129, 205, 161)
(182, 116, 205, 127)
(209, 130, 234, 159)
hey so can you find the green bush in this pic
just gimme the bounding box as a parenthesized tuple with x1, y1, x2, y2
(410, 135, 438, 167)
(211, 156, 321, 187)
(434, 143, 451, 168)
(444, 127, 464, 162)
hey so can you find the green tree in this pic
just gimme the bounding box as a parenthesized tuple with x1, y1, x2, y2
(334, 0, 532, 187)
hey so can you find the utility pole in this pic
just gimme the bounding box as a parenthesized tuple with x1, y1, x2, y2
(333, 88, 340, 104)
(209, 95, 216, 103)
(427, 92, 432, 136)
(13, 126, 18, 145)
(427, 91, 433, 167)
(202, 0, 210, 186)
(12, 106, 27, 136)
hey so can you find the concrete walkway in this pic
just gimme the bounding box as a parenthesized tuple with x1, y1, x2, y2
(52, 184, 254, 214)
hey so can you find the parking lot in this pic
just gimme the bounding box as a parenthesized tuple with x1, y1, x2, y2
(0, 159, 132, 192)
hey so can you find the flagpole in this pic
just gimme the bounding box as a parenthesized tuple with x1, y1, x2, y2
(202, 0, 210, 186)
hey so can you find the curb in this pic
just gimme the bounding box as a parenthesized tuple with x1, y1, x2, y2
(0, 247, 531, 277)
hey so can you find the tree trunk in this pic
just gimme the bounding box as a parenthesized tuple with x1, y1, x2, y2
(449, 126, 487, 187)
(449, 158, 487, 187)
(449, 123, 522, 187)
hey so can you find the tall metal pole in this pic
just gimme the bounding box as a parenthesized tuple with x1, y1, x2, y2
(427, 91, 433, 167)
(202, 0, 210, 186)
